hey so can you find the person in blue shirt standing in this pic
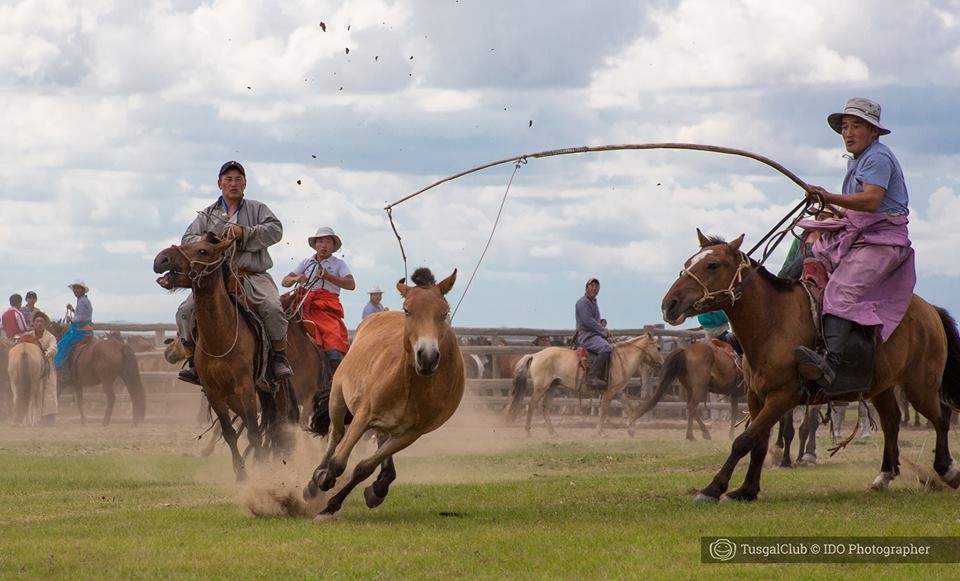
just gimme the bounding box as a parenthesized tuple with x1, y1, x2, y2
(575, 277, 613, 389)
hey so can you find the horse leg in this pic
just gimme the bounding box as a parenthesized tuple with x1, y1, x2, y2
(541, 386, 558, 437)
(210, 402, 246, 481)
(101, 380, 116, 426)
(728, 394, 738, 439)
(696, 389, 798, 503)
(524, 381, 544, 437)
(75, 385, 86, 426)
(798, 407, 817, 464)
(870, 390, 901, 490)
(779, 409, 795, 468)
(363, 432, 397, 509)
(312, 409, 370, 495)
(907, 386, 960, 488)
(595, 389, 614, 438)
(318, 431, 420, 518)
(304, 386, 350, 499)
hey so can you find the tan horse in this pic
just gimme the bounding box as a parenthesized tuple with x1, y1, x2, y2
(506, 334, 663, 437)
(628, 341, 745, 440)
(154, 233, 301, 481)
(8, 339, 45, 426)
(661, 231, 960, 502)
(48, 321, 146, 426)
(0, 339, 12, 421)
(303, 267, 464, 518)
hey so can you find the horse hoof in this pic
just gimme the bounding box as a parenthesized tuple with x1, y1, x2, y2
(313, 512, 338, 523)
(303, 481, 319, 500)
(800, 454, 817, 465)
(722, 490, 756, 503)
(943, 464, 960, 489)
(364, 485, 386, 509)
(693, 493, 719, 504)
(703, 433, 712, 441)
(627, 428, 635, 438)
(235, 469, 248, 483)
(310, 468, 335, 492)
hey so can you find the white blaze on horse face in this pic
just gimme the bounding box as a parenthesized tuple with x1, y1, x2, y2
(685, 248, 714, 270)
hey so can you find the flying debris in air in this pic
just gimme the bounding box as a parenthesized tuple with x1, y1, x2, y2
(528, 120, 533, 128)
(347, 25, 351, 31)
(311, 154, 317, 159)
(297, 180, 302, 186)
(345, 47, 350, 54)
(319, 22, 326, 31)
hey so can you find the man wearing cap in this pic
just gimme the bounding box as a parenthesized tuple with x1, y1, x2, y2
(54, 281, 94, 386)
(793, 98, 914, 396)
(20, 291, 39, 326)
(575, 278, 613, 388)
(282, 226, 355, 375)
(175, 161, 293, 384)
(362, 286, 388, 320)
(2, 294, 30, 339)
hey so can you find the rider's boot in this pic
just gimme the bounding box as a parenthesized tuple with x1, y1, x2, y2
(177, 341, 202, 386)
(585, 350, 611, 389)
(270, 339, 294, 379)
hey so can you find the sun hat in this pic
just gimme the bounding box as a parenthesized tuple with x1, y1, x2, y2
(218, 160, 246, 178)
(68, 280, 89, 293)
(368, 285, 383, 294)
(827, 97, 890, 135)
(307, 226, 342, 252)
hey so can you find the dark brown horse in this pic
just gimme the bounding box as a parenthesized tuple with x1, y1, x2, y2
(49, 322, 146, 426)
(303, 267, 465, 518)
(628, 341, 744, 440)
(153, 233, 301, 481)
(661, 231, 960, 502)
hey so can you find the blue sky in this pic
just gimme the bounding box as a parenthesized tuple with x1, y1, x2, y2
(2, 0, 959, 331)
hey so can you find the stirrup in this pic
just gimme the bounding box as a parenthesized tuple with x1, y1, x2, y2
(178, 361, 202, 386)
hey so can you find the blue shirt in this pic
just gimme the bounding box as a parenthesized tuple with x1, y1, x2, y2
(696, 310, 728, 329)
(73, 295, 93, 324)
(362, 301, 387, 319)
(843, 141, 909, 216)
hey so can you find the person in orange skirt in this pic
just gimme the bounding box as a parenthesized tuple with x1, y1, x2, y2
(282, 227, 355, 374)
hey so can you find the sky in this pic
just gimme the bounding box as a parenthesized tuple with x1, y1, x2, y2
(3, 0, 960, 332)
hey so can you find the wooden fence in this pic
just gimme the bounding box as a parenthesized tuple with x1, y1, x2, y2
(64, 323, 737, 424)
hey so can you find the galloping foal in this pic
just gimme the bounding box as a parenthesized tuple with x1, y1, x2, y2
(303, 267, 464, 518)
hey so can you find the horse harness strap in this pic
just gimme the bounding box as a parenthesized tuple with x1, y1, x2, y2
(684, 252, 752, 312)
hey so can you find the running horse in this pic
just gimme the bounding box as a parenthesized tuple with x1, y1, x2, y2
(303, 267, 464, 518)
(661, 231, 960, 502)
(153, 232, 301, 481)
(48, 321, 146, 426)
(627, 341, 745, 440)
(506, 334, 663, 437)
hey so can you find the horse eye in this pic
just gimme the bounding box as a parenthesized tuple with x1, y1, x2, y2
(199, 249, 207, 255)
(706, 263, 719, 271)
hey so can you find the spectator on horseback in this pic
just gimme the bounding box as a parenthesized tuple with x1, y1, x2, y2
(794, 98, 914, 396)
(31, 310, 58, 426)
(362, 285, 388, 320)
(575, 277, 612, 389)
(2, 294, 30, 339)
(175, 161, 293, 385)
(282, 226, 355, 376)
(20, 291, 38, 327)
(54, 281, 94, 387)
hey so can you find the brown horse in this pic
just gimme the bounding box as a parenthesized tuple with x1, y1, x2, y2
(628, 341, 745, 440)
(49, 322, 146, 426)
(8, 339, 46, 426)
(153, 233, 301, 481)
(303, 267, 464, 518)
(661, 231, 960, 502)
(506, 334, 664, 437)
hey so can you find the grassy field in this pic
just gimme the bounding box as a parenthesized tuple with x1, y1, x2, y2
(2, 409, 960, 579)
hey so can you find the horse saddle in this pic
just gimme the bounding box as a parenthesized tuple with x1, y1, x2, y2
(711, 338, 746, 390)
(280, 288, 324, 350)
(576, 347, 591, 371)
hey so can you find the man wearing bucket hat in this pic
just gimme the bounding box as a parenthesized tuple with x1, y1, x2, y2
(175, 161, 293, 384)
(575, 277, 613, 389)
(793, 98, 915, 396)
(362, 285, 388, 320)
(282, 226, 355, 375)
(54, 281, 94, 387)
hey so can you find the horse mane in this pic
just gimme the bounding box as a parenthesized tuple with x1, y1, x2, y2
(410, 267, 436, 288)
(701, 235, 795, 294)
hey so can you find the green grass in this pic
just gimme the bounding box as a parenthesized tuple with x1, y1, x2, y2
(1, 419, 959, 579)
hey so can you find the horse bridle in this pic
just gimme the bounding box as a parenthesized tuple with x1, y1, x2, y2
(681, 250, 753, 312)
(166, 242, 232, 286)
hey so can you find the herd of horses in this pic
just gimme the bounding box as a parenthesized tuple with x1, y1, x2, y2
(10, 223, 960, 516)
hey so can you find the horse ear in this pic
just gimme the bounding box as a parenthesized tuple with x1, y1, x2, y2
(696, 228, 710, 247)
(438, 269, 458, 296)
(396, 277, 410, 297)
(729, 233, 745, 251)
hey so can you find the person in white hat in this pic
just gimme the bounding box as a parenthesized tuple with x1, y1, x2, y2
(362, 285, 389, 320)
(574, 277, 612, 389)
(54, 280, 94, 387)
(794, 97, 914, 397)
(282, 226, 355, 375)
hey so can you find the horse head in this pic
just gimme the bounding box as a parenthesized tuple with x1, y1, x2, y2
(639, 333, 665, 370)
(397, 267, 457, 376)
(661, 229, 750, 325)
(153, 232, 235, 290)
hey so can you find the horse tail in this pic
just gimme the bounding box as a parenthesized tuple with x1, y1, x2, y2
(505, 354, 533, 423)
(308, 352, 335, 437)
(120, 344, 146, 424)
(632, 347, 686, 420)
(936, 307, 960, 410)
